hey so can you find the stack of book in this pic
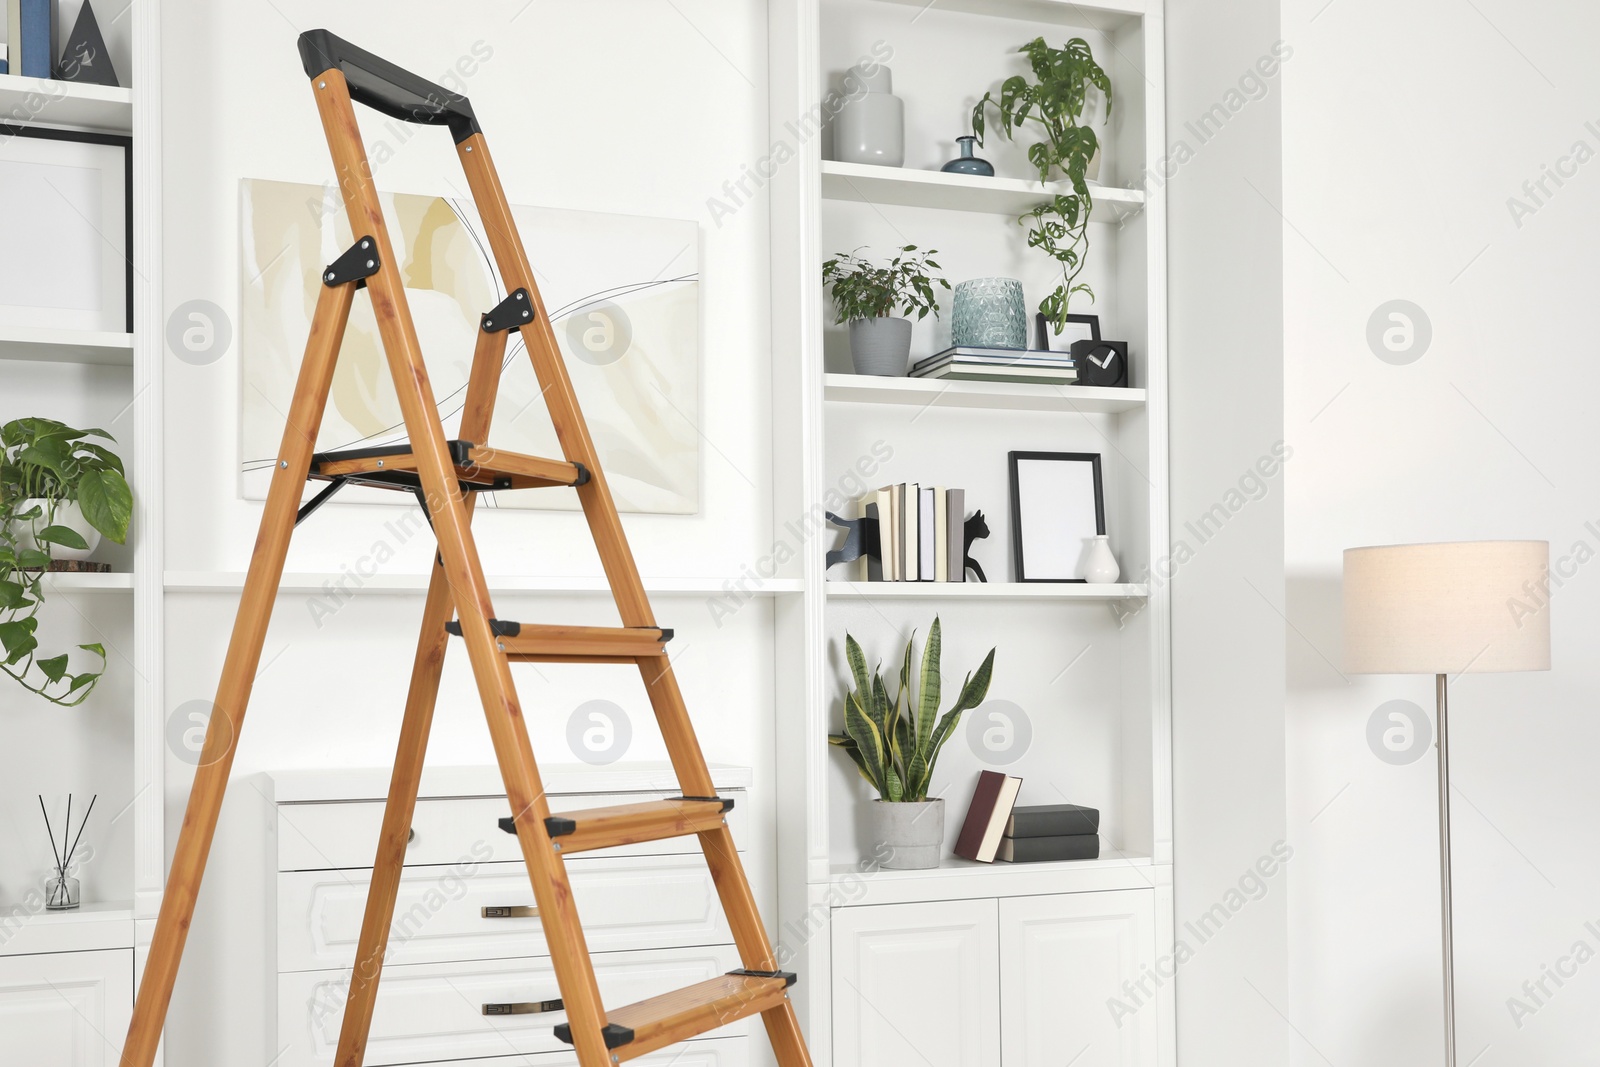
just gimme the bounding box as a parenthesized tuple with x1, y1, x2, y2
(954, 770, 1101, 863)
(854, 483, 966, 582)
(909, 346, 1076, 385)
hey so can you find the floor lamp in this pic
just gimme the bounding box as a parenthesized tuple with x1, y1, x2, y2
(1343, 541, 1551, 1066)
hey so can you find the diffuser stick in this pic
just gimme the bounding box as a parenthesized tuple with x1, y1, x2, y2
(38, 795, 63, 872)
(63, 794, 97, 871)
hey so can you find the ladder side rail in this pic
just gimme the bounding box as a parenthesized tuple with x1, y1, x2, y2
(308, 69, 614, 1067)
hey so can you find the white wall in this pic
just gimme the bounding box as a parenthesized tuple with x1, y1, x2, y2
(157, 3, 778, 1065)
(1165, 1, 1291, 1063)
(1283, 0, 1600, 1062)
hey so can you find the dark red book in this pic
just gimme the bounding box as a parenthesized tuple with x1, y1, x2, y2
(954, 770, 1023, 862)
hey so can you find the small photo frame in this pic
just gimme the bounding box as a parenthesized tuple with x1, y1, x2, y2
(0, 124, 133, 334)
(1008, 451, 1105, 582)
(1035, 312, 1100, 352)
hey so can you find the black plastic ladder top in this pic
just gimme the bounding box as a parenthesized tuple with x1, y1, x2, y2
(298, 29, 481, 144)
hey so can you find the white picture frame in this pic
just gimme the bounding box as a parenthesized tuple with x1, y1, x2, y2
(0, 125, 131, 334)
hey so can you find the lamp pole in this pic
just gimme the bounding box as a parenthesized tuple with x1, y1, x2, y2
(1436, 673, 1456, 1067)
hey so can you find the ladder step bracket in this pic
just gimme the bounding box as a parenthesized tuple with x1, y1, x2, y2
(482, 288, 535, 332)
(497, 797, 733, 855)
(308, 439, 585, 493)
(445, 619, 522, 638)
(323, 236, 381, 288)
(554, 971, 793, 1060)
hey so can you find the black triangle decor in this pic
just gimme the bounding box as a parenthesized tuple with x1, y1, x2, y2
(56, 1, 120, 87)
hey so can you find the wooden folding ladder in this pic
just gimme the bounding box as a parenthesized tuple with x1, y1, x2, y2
(120, 29, 812, 1067)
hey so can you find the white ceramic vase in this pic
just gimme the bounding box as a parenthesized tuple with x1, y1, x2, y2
(1083, 534, 1120, 583)
(15, 499, 101, 561)
(834, 65, 904, 167)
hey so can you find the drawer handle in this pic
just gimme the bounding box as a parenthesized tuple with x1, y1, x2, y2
(481, 904, 539, 919)
(483, 999, 563, 1016)
(407, 828, 415, 844)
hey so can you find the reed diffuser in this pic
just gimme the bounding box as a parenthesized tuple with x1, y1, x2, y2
(40, 793, 95, 910)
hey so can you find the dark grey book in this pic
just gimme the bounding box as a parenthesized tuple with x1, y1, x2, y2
(996, 834, 1101, 863)
(1004, 803, 1100, 839)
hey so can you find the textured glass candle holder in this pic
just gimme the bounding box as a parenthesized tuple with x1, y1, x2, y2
(952, 278, 1027, 349)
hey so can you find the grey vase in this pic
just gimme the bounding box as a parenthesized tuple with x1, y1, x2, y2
(849, 317, 913, 376)
(834, 64, 905, 167)
(865, 798, 945, 870)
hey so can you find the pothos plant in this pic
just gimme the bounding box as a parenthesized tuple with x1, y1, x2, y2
(0, 418, 134, 705)
(972, 36, 1113, 335)
(829, 617, 996, 803)
(821, 245, 950, 324)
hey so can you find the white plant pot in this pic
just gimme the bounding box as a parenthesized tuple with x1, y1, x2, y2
(864, 798, 945, 870)
(14, 499, 101, 561)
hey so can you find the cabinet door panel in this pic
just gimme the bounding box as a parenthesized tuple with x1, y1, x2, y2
(999, 891, 1158, 1067)
(0, 949, 133, 1067)
(831, 899, 1000, 1067)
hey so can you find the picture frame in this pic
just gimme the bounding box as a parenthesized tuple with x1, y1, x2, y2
(0, 124, 133, 334)
(1035, 312, 1100, 352)
(1008, 450, 1106, 582)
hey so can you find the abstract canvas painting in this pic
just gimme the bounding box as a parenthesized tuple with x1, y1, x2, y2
(239, 178, 699, 513)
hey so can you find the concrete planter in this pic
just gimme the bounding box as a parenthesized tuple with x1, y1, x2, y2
(864, 798, 945, 870)
(849, 317, 913, 376)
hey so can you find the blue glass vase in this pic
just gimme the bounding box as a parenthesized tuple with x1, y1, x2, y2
(941, 135, 994, 177)
(952, 278, 1027, 349)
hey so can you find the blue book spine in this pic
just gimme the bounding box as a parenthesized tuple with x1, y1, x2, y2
(20, 0, 53, 78)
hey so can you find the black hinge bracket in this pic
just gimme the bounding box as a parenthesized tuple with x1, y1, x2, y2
(481, 288, 534, 332)
(445, 618, 522, 638)
(323, 236, 381, 288)
(727, 968, 799, 988)
(553, 1022, 635, 1049)
(673, 795, 735, 813)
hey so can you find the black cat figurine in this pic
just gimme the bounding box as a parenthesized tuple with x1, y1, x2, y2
(963, 510, 991, 583)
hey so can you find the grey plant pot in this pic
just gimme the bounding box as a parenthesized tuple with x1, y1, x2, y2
(864, 798, 945, 870)
(849, 317, 913, 376)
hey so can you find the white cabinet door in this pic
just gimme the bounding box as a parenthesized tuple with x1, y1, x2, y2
(831, 899, 1000, 1067)
(999, 891, 1158, 1067)
(0, 949, 133, 1067)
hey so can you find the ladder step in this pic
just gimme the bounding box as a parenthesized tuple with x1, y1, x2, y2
(497, 797, 733, 855)
(308, 439, 588, 493)
(554, 970, 796, 1060)
(446, 620, 673, 662)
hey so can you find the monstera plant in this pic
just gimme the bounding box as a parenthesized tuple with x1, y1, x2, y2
(972, 36, 1113, 335)
(830, 618, 996, 869)
(0, 418, 133, 705)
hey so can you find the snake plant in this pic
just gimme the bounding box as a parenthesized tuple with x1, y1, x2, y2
(829, 618, 996, 802)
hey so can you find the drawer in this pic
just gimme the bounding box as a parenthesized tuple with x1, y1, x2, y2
(418, 1034, 747, 1067)
(279, 945, 747, 1067)
(278, 789, 748, 870)
(279, 854, 731, 971)
(0, 949, 132, 1067)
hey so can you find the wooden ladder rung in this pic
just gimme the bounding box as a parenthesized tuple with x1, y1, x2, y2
(446, 620, 672, 662)
(498, 797, 732, 856)
(309, 439, 587, 491)
(554, 970, 795, 1061)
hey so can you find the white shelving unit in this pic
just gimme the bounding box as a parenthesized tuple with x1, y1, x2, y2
(164, 572, 807, 597)
(0, 17, 162, 1067)
(770, 1, 1171, 1063)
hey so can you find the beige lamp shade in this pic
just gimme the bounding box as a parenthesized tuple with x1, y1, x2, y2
(1343, 541, 1551, 675)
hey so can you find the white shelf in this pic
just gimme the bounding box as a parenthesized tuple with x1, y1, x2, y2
(827, 580, 1146, 600)
(35, 570, 134, 591)
(0, 73, 132, 133)
(821, 161, 1146, 220)
(0, 900, 135, 957)
(827, 852, 1162, 905)
(0, 327, 135, 367)
(825, 372, 1145, 414)
(165, 571, 807, 597)
(869, 0, 1146, 28)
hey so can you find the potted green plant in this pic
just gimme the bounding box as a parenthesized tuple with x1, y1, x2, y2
(822, 245, 950, 376)
(972, 37, 1112, 337)
(0, 418, 134, 705)
(829, 618, 995, 869)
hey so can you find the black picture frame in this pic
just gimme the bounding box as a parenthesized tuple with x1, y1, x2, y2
(0, 123, 134, 333)
(1035, 312, 1101, 351)
(1008, 450, 1106, 583)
